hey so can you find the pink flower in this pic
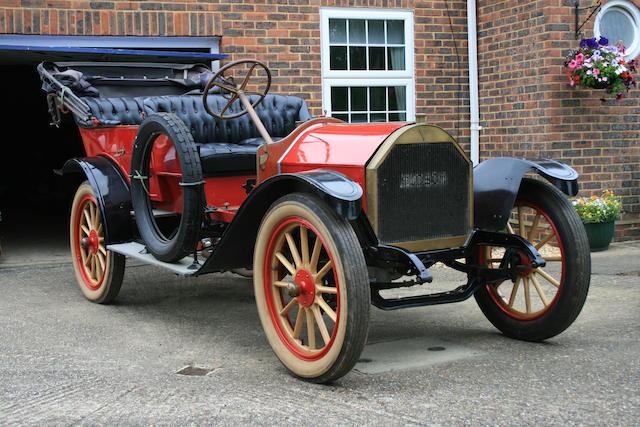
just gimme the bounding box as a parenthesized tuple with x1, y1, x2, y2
(593, 68, 600, 76)
(568, 60, 578, 69)
(576, 53, 584, 62)
(570, 80, 575, 86)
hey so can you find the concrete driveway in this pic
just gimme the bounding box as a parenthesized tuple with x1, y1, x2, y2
(0, 242, 638, 425)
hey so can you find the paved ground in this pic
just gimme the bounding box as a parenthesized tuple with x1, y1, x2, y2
(0, 241, 638, 425)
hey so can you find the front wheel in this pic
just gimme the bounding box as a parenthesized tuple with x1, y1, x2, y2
(254, 193, 370, 383)
(474, 178, 591, 341)
(70, 182, 125, 304)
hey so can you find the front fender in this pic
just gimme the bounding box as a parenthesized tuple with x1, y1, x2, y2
(195, 169, 363, 274)
(474, 158, 579, 231)
(62, 155, 132, 244)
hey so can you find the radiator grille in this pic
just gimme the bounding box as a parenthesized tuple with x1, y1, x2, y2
(375, 142, 470, 244)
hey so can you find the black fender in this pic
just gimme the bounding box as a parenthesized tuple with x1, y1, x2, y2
(62, 155, 133, 244)
(474, 157, 579, 232)
(195, 169, 363, 274)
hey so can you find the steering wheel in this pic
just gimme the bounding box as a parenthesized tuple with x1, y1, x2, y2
(202, 59, 272, 120)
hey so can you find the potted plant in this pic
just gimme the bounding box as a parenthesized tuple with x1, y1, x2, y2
(572, 190, 622, 251)
(564, 37, 637, 99)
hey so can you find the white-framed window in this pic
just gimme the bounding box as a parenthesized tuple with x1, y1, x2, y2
(594, 0, 640, 59)
(320, 8, 415, 122)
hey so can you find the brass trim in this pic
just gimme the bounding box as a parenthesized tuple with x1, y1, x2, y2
(365, 123, 473, 248)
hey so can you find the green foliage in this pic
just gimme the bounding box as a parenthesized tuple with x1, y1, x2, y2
(572, 190, 622, 224)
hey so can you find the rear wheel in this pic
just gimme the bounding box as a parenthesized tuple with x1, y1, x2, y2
(254, 193, 370, 383)
(70, 182, 125, 304)
(474, 178, 590, 341)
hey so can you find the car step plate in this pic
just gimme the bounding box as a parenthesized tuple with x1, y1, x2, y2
(106, 242, 199, 276)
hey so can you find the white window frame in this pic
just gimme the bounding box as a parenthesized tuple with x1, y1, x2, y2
(320, 7, 415, 121)
(594, 0, 640, 59)
(321, 79, 415, 122)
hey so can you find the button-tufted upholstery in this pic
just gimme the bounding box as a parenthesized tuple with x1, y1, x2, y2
(78, 94, 311, 175)
(78, 97, 146, 127)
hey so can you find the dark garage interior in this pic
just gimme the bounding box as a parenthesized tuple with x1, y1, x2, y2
(0, 57, 85, 265)
(0, 45, 215, 266)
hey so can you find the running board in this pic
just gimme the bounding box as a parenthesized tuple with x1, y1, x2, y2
(106, 242, 200, 276)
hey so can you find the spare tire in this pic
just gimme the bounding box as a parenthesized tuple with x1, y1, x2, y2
(130, 113, 204, 263)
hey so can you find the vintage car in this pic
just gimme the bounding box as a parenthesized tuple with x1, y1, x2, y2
(38, 56, 590, 383)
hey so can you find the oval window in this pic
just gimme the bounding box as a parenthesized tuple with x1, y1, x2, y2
(595, 0, 640, 59)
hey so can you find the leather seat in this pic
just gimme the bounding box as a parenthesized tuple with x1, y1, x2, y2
(78, 97, 146, 127)
(78, 94, 311, 176)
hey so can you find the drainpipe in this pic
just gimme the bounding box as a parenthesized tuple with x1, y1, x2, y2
(467, 0, 481, 165)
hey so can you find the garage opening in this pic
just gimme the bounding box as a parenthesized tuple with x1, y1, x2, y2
(0, 36, 223, 267)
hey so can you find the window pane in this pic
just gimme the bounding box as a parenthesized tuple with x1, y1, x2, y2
(329, 85, 410, 123)
(388, 86, 406, 110)
(351, 113, 368, 123)
(348, 19, 366, 43)
(369, 87, 386, 111)
(388, 47, 405, 70)
(600, 9, 635, 48)
(387, 20, 405, 44)
(389, 112, 407, 121)
(370, 113, 387, 122)
(350, 87, 367, 111)
(330, 46, 347, 70)
(329, 19, 347, 43)
(368, 20, 385, 44)
(331, 87, 348, 111)
(369, 47, 385, 70)
(349, 46, 366, 70)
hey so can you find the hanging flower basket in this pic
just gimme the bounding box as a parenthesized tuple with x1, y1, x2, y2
(564, 37, 637, 99)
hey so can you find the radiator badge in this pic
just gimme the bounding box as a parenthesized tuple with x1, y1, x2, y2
(399, 171, 448, 190)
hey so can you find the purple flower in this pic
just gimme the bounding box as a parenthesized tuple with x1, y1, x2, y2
(599, 36, 609, 45)
(581, 38, 599, 49)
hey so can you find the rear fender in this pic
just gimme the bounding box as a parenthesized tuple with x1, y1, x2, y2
(62, 155, 133, 244)
(474, 158, 579, 231)
(195, 169, 363, 274)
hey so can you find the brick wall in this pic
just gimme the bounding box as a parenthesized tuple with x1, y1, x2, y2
(0, 1, 223, 37)
(219, 0, 471, 147)
(477, 0, 640, 240)
(0, 0, 471, 145)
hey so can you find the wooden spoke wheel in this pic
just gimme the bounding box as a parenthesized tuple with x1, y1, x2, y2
(70, 182, 124, 304)
(254, 193, 370, 383)
(474, 178, 591, 341)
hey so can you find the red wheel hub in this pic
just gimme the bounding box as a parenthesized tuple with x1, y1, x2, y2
(88, 230, 100, 254)
(516, 251, 533, 276)
(295, 269, 315, 307)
